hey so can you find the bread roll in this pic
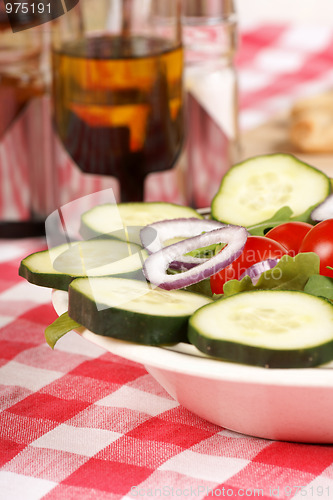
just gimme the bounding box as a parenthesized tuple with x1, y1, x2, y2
(289, 92, 333, 153)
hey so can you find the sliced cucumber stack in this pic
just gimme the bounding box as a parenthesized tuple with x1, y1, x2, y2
(68, 277, 212, 345)
(188, 290, 333, 368)
(19, 239, 146, 291)
(211, 154, 331, 227)
(80, 202, 203, 244)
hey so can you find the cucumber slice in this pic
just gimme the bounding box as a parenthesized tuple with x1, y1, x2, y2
(188, 290, 333, 368)
(19, 239, 146, 291)
(68, 277, 212, 345)
(211, 154, 331, 227)
(80, 202, 203, 244)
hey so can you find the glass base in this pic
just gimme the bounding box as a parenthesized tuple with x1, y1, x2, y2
(0, 220, 45, 238)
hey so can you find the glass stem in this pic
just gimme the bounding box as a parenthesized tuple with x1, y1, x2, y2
(119, 174, 145, 203)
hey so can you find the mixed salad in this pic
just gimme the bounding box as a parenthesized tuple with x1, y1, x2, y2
(19, 153, 333, 369)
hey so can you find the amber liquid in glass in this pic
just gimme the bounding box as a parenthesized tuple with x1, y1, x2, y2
(53, 35, 184, 201)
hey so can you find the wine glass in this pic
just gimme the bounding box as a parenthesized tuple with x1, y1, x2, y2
(51, 0, 184, 202)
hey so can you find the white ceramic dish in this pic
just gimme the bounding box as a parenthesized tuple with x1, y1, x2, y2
(53, 289, 333, 444)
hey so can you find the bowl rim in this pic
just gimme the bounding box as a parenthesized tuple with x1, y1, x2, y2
(81, 329, 333, 388)
(52, 289, 333, 389)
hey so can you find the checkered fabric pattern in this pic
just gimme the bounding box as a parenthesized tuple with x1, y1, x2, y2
(237, 23, 333, 130)
(2, 23, 333, 500)
(2, 240, 333, 500)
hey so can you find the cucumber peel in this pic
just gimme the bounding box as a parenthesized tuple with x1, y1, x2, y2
(19, 239, 147, 291)
(67, 277, 212, 346)
(188, 290, 333, 368)
(80, 202, 203, 245)
(211, 153, 331, 228)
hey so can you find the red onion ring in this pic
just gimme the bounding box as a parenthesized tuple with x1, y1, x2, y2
(140, 218, 226, 253)
(239, 259, 279, 285)
(143, 225, 248, 290)
(311, 194, 333, 222)
(140, 218, 227, 270)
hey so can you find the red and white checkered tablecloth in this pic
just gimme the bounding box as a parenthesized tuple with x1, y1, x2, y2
(237, 23, 333, 130)
(2, 23, 333, 500)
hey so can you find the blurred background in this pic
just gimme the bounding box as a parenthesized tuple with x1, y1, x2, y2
(2, 0, 333, 234)
(236, 0, 333, 26)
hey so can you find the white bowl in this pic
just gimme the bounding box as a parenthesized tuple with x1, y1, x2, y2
(53, 290, 333, 443)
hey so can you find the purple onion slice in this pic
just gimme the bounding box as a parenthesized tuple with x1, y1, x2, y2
(311, 194, 333, 222)
(239, 259, 279, 285)
(140, 218, 227, 270)
(143, 225, 248, 290)
(140, 218, 226, 253)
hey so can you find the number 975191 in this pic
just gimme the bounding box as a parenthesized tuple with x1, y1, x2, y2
(5, 2, 51, 15)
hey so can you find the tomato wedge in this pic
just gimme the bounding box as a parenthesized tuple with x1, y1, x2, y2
(299, 219, 333, 278)
(265, 221, 313, 256)
(210, 235, 288, 294)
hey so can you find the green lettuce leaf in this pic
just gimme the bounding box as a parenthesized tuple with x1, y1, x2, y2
(186, 243, 225, 259)
(291, 204, 318, 223)
(248, 206, 293, 236)
(223, 252, 320, 297)
(304, 274, 333, 301)
(248, 205, 316, 236)
(183, 278, 214, 297)
(168, 268, 215, 298)
(45, 312, 82, 349)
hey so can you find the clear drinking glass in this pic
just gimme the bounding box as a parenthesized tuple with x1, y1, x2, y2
(182, 0, 239, 208)
(0, 4, 52, 237)
(51, 0, 184, 202)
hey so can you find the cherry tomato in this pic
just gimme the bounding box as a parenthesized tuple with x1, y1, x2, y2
(265, 221, 313, 256)
(298, 219, 333, 278)
(210, 236, 288, 294)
